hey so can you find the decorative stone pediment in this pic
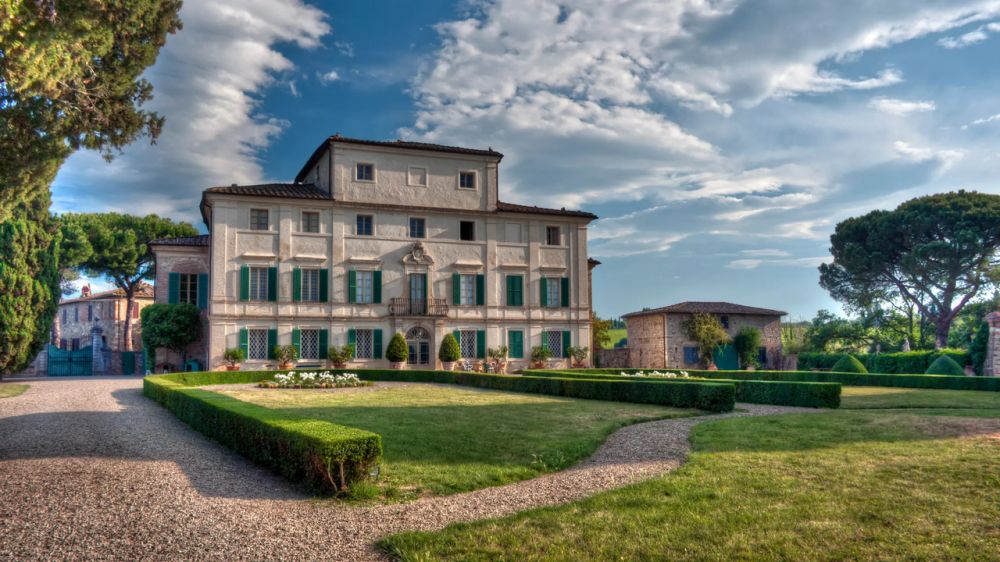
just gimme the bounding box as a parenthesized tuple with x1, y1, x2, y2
(402, 241, 435, 266)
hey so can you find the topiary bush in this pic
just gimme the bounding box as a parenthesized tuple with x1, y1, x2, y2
(799, 349, 970, 374)
(831, 354, 867, 373)
(386, 332, 408, 363)
(438, 334, 460, 363)
(925, 355, 965, 376)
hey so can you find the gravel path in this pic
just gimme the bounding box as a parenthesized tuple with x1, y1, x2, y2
(0, 378, 818, 561)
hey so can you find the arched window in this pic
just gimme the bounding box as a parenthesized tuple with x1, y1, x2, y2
(406, 326, 430, 340)
(405, 327, 431, 364)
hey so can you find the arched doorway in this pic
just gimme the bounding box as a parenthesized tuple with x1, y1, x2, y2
(406, 326, 431, 365)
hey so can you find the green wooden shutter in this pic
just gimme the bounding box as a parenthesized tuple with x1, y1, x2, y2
(420, 273, 428, 313)
(197, 273, 209, 310)
(267, 267, 278, 302)
(508, 330, 523, 358)
(319, 269, 329, 302)
(453, 330, 461, 344)
(452, 273, 461, 305)
(505, 275, 514, 306)
(291, 328, 301, 357)
(240, 266, 250, 301)
(319, 329, 329, 359)
(292, 268, 301, 302)
(562, 330, 571, 358)
(475, 274, 485, 306)
(239, 328, 248, 356)
(347, 329, 357, 358)
(167, 272, 180, 304)
(373, 329, 383, 359)
(373, 270, 382, 304)
(507, 275, 523, 306)
(561, 277, 570, 307)
(348, 270, 357, 303)
(476, 330, 486, 359)
(267, 328, 278, 359)
(540, 277, 548, 307)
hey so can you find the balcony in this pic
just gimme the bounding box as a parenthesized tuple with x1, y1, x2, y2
(388, 297, 449, 317)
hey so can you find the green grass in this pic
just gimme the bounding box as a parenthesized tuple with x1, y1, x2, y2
(215, 384, 698, 500)
(602, 328, 627, 349)
(841, 386, 1000, 410)
(0, 383, 28, 398)
(381, 409, 1000, 560)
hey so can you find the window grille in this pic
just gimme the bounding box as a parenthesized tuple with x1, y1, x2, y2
(545, 331, 563, 358)
(248, 329, 268, 360)
(355, 329, 373, 358)
(300, 329, 319, 360)
(460, 330, 477, 358)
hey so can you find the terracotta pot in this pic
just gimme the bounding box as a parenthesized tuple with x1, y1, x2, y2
(706, 363, 718, 371)
(225, 365, 241, 371)
(532, 361, 546, 369)
(333, 362, 347, 369)
(391, 362, 405, 370)
(441, 361, 455, 371)
(279, 362, 294, 370)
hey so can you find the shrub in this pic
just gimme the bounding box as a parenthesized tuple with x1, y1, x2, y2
(925, 355, 965, 376)
(143, 372, 382, 495)
(684, 312, 731, 368)
(531, 345, 553, 363)
(799, 349, 970, 374)
(438, 334, 460, 362)
(273, 344, 298, 365)
(328, 344, 355, 366)
(486, 346, 509, 373)
(970, 322, 990, 375)
(222, 347, 246, 367)
(733, 327, 762, 369)
(140, 303, 202, 365)
(386, 332, 408, 363)
(566, 345, 590, 366)
(831, 354, 867, 373)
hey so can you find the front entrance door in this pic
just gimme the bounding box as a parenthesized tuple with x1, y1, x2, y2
(712, 344, 739, 370)
(408, 273, 427, 315)
(406, 326, 430, 365)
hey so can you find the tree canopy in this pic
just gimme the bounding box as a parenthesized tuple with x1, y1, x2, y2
(683, 312, 731, 368)
(140, 303, 201, 365)
(820, 191, 1000, 349)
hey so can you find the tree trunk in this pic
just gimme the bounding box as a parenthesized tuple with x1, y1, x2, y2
(934, 318, 951, 350)
(122, 291, 135, 351)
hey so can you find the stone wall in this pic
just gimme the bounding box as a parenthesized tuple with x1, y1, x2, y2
(626, 314, 666, 369)
(624, 312, 782, 370)
(595, 348, 629, 369)
(986, 311, 1000, 377)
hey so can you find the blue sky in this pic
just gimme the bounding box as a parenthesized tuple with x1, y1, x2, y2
(51, 0, 1000, 320)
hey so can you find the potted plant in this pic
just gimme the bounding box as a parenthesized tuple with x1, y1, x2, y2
(530, 345, 552, 369)
(222, 347, 246, 371)
(438, 333, 460, 370)
(273, 344, 299, 370)
(486, 345, 509, 374)
(567, 345, 590, 368)
(386, 332, 408, 369)
(327, 344, 354, 369)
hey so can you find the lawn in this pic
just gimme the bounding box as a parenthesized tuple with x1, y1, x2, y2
(841, 385, 1000, 410)
(602, 328, 627, 349)
(212, 383, 698, 500)
(0, 383, 28, 398)
(381, 407, 1000, 560)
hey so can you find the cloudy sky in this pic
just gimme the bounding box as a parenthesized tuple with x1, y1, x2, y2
(52, 0, 1000, 319)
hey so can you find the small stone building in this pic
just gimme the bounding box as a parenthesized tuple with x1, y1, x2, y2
(621, 301, 785, 370)
(52, 284, 154, 353)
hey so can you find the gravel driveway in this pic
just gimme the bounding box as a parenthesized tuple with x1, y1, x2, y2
(0, 378, 817, 561)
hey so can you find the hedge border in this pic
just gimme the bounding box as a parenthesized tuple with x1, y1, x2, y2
(564, 368, 1000, 392)
(798, 350, 970, 374)
(143, 372, 383, 495)
(524, 370, 841, 409)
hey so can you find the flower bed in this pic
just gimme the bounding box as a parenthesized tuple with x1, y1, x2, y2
(258, 371, 372, 389)
(620, 370, 691, 379)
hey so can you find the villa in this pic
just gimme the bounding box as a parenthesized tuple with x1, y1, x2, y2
(150, 135, 598, 371)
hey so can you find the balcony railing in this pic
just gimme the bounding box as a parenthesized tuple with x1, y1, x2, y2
(388, 297, 449, 317)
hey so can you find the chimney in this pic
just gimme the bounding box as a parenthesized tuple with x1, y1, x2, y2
(81, 285, 91, 298)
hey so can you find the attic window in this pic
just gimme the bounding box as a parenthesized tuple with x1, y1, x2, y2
(459, 171, 476, 189)
(356, 163, 375, 182)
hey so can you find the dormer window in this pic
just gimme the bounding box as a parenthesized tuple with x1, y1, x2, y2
(356, 163, 375, 182)
(459, 171, 476, 190)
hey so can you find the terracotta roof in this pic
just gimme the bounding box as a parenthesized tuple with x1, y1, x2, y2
(203, 183, 328, 200)
(149, 234, 210, 247)
(623, 301, 787, 318)
(60, 283, 154, 305)
(497, 201, 597, 219)
(295, 134, 503, 183)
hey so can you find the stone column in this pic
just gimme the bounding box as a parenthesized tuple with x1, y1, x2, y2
(985, 312, 1000, 377)
(91, 325, 105, 374)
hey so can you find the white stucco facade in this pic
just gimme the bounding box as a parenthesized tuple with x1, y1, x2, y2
(152, 136, 596, 371)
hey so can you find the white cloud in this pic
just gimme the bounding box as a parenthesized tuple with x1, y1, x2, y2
(868, 97, 936, 115)
(893, 140, 965, 167)
(727, 256, 831, 269)
(51, 0, 330, 221)
(964, 112, 1000, 128)
(317, 69, 341, 84)
(938, 21, 1000, 48)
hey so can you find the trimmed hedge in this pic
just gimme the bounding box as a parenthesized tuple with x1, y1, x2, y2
(143, 372, 383, 495)
(925, 355, 965, 376)
(567, 368, 1000, 392)
(798, 349, 970, 374)
(831, 354, 867, 374)
(524, 370, 841, 409)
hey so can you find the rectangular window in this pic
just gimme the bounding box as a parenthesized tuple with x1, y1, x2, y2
(459, 171, 476, 189)
(546, 277, 561, 308)
(355, 329, 374, 359)
(74, 307, 79, 322)
(300, 329, 320, 360)
(508, 330, 524, 358)
(356, 271, 374, 304)
(356, 163, 374, 181)
(62, 309, 67, 324)
(683, 346, 699, 365)
(545, 225, 561, 246)
(720, 315, 730, 329)
(409, 217, 426, 239)
(460, 220, 475, 241)
(302, 211, 320, 233)
(356, 214, 373, 236)
(249, 209, 269, 230)
(408, 166, 428, 186)
(459, 330, 477, 358)
(87, 304, 92, 322)
(460, 274, 476, 306)
(545, 331, 563, 358)
(248, 266, 269, 301)
(301, 269, 320, 302)
(506, 275, 523, 306)
(248, 329, 269, 360)
(179, 273, 198, 305)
